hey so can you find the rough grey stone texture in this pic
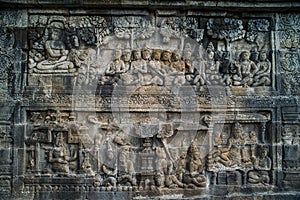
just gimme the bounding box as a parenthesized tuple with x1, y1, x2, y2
(0, 1, 299, 199)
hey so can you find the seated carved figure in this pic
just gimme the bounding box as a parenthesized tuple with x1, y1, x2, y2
(248, 146, 271, 185)
(35, 22, 74, 73)
(213, 133, 231, 167)
(254, 145, 271, 171)
(106, 49, 126, 75)
(81, 151, 95, 176)
(117, 148, 137, 186)
(48, 132, 77, 175)
(232, 50, 258, 87)
(148, 49, 165, 85)
(204, 47, 222, 85)
(252, 51, 271, 86)
(228, 123, 253, 167)
(164, 163, 184, 189)
(214, 123, 254, 168)
(130, 49, 148, 85)
(174, 152, 187, 183)
(122, 49, 132, 72)
(154, 147, 184, 189)
(161, 50, 172, 70)
(104, 49, 126, 85)
(101, 147, 117, 187)
(183, 46, 195, 83)
(70, 47, 97, 71)
(141, 47, 156, 85)
(169, 50, 186, 85)
(155, 147, 168, 188)
(183, 142, 206, 188)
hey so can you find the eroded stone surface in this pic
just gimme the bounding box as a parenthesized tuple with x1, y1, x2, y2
(0, 2, 299, 199)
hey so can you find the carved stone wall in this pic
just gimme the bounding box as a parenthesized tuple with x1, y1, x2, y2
(0, 1, 300, 199)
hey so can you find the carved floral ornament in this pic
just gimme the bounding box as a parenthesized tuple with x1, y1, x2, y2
(278, 14, 300, 50)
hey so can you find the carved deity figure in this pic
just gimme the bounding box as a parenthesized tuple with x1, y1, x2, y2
(213, 123, 254, 168)
(213, 132, 231, 166)
(228, 123, 246, 147)
(228, 123, 252, 167)
(252, 51, 271, 86)
(232, 50, 258, 87)
(182, 142, 206, 188)
(35, 22, 74, 73)
(48, 132, 76, 175)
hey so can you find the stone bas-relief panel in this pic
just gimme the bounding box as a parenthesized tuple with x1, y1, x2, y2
(27, 15, 274, 97)
(0, 5, 299, 199)
(23, 110, 271, 195)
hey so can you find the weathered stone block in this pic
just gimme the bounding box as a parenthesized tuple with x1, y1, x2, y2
(0, 1, 299, 199)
